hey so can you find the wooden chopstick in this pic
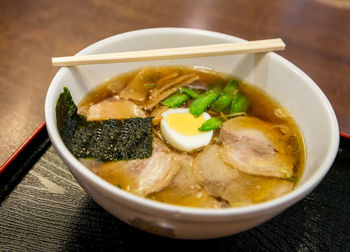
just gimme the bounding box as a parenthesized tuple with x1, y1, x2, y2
(52, 38, 285, 67)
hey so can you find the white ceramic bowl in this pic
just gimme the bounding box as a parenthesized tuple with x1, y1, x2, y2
(45, 28, 339, 239)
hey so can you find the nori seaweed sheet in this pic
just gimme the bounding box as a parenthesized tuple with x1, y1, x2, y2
(56, 87, 153, 161)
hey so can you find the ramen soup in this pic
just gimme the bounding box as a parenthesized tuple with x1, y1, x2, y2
(57, 65, 305, 208)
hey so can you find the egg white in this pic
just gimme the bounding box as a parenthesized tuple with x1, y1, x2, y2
(160, 108, 213, 152)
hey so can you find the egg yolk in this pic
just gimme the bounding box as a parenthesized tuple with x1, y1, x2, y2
(165, 113, 206, 136)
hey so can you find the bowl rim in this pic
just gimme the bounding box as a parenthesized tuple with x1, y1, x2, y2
(45, 27, 339, 221)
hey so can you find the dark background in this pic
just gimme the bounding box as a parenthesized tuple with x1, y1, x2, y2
(0, 128, 349, 250)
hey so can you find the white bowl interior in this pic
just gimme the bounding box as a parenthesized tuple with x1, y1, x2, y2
(45, 28, 339, 238)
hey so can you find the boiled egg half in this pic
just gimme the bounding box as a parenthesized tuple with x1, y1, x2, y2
(160, 108, 213, 152)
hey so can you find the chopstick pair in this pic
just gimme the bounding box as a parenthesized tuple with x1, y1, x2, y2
(52, 38, 285, 67)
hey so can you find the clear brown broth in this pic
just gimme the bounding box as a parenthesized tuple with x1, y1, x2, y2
(78, 65, 305, 207)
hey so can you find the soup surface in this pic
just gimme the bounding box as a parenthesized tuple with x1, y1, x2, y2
(69, 65, 305, 208)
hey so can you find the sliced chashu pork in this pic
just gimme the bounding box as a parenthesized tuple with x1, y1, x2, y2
(85, 96, 146, 121)
(150, 154, 226, 208)
(193, 145, 293, 206)
(95, 138, 181, 196)
(219, 116, 295, 178)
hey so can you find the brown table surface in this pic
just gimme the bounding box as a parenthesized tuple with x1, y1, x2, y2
(1, 0, 350, 166)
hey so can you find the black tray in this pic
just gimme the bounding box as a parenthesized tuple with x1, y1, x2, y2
(0, 125, 349, 251)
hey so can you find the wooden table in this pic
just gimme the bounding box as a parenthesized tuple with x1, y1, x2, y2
(1, 0, 350, 166)
(1, 0, 349, 250)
